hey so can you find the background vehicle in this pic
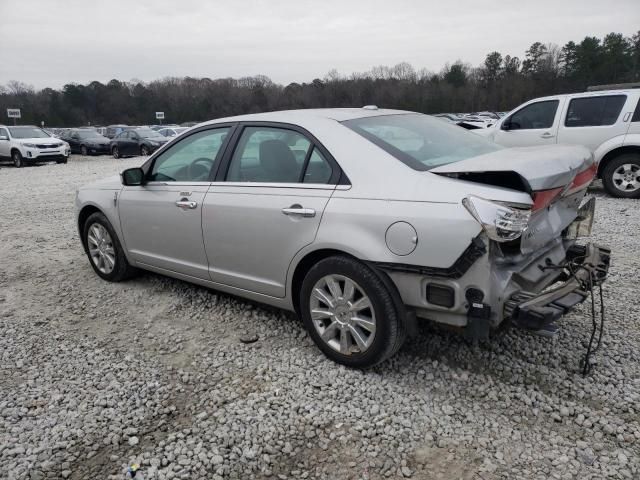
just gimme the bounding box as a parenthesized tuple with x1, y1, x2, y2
(110, 127, 168, 158)
(158, 126, 188, 138)
(76, 108, 607, 367)
(476, 86, 640, 198)
(0, 125, 70, 167)
(61, 128, 111, 155)
(105, 124, 133, 139)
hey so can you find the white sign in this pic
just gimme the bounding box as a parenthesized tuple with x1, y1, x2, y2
(155, 112, 165, 120)
(7, 108, 21, 119)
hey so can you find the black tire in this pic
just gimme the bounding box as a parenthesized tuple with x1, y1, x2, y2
(12, 150, 24, 168)
(140, 145, 150, 156)
(56, 159, 67, 164)
(82, 212, 137, 282)
(300, 255, 406, 368)
(81, 145, 88, 156)
(112, 146, 120, 159)
(601, 153, 640, 199)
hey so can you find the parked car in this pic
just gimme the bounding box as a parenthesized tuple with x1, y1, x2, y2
(61, 128, 111, 155)
(476, 87, 640, 198)
(158, 126, 188, 138)
(76, 108, 609, 367)
(110, 127, 169, 158)
(0, 125, 70, 167)
(105, 125, 133, 139)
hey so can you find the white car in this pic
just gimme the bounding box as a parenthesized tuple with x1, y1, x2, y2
(0, 125, 70, 168)
(475, 87, 640, 198)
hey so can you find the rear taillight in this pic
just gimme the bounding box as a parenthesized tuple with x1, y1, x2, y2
(532, 187, 563, 212)
(462, 195, 531, 242)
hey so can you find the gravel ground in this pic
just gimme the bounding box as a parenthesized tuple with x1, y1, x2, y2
(0, 155, 638, 480)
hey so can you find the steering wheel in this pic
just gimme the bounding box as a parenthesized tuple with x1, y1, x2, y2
(188, 157, 215, 181)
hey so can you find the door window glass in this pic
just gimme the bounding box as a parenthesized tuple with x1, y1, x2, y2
(226, 127, 311, 183)
(303, 148, 333, 183)
(507, 100, 559, 130)
(0, 127, 8, 138)
(565, 95, 626, 127)
(149, 127, 230, 182)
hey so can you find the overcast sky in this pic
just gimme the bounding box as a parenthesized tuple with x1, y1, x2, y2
(0, 0, 638, 89)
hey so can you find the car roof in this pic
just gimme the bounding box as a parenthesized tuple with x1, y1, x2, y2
(529, 89, 639, 102)
(200, 107, 413, 127)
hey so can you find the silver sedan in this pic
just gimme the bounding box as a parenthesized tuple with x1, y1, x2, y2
(76, 108, 609, 367)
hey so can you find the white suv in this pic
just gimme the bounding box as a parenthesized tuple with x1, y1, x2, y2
(476, 87, 640, 198)
(0, 125, 70, 168)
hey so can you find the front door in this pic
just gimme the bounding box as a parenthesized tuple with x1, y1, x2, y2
(0, 127, 10, 157)
(493, 98, 564, 148)
(203, 125, 339, 297)
(118, 126, 233, 279)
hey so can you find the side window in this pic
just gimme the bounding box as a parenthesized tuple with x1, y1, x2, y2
(303, 148, 333, 184)
(226, 127, 311, 183)
(565, 95, 626, 127)
(0, 127, 8, 138)
(632, 99, 640, 122)
(507, 100, 559, 130)
(148, 127, 230, 182)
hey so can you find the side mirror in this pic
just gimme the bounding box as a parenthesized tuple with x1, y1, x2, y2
(0, 135, 8, 141)
(121, 167, 145, 186)
(501, 121, 511, 131)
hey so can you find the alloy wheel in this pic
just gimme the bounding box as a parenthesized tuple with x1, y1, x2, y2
(141, 145, 149, 156)
(81, 145, 88, 156)
(87, 223, 116, 274)
(13, 151, 23, 168)
(309, 274, 376, 355)
(612, 163, 640, 193)
(112, 147, 119, 159)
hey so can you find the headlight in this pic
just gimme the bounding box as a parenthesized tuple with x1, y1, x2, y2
(462, 195, 531, 242)
(24, 143, 37, 148)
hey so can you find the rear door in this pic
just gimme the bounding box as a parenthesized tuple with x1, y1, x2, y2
(493, 98, 564, 147)
(118, 125, 233, 278)
(0, 127, 10, 157)
(202, 123, 340, 297)
(557, 93, 630, 151)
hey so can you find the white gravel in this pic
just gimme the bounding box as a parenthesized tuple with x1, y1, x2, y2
(0, 156, 638, 480)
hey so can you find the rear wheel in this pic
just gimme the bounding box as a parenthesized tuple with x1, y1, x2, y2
(112, 146, 120, 159)
(83, 212, 137, 282)
(300, 256, 406, 368)
(602, 154, 640, 198)
(12, 150, 24, 168)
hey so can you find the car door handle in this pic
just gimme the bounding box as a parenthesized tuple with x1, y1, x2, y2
(175, 199, 197, 209)
(540, 132, 555, 139)
(282, 206, 316, 218)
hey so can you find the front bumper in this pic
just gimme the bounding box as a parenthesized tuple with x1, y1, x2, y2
(504, 243, 610, 330)
(24, 148, 70, 161)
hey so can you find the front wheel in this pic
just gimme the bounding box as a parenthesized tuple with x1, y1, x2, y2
(602, 154, 640, 198)
(56, 158, 67, 164)
(81, 145, 88, 156)
(140, 145, 150, 156)
(83, 212, 137, 282)
(112, 146, 120, 159)
(12, 150, 24, 168)
(300, 256, 406, 368)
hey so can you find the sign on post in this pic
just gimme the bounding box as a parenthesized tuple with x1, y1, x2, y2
(7, 108, 21, 125)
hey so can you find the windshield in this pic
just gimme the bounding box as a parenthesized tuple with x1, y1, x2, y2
(78, 130, 104, 139)
(8, 127, 52, 139)
(343, 113, 501, 170)
(135, 128, 164, 139)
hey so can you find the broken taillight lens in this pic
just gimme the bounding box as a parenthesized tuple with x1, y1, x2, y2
(462, 195, 531, 242)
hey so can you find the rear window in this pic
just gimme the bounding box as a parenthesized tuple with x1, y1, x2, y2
(565, 95, 626, 127)
(342, 113, 501, 170)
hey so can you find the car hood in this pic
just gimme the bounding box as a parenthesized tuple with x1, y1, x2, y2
(431, 144, 594, 192)
(79, 174, 122, 191)
(18, 137, 62, 144)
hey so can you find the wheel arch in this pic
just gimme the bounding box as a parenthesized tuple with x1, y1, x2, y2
(77, 205, 103, 251)
(597, 145, 640, 178)
(288, 247, 406, 322)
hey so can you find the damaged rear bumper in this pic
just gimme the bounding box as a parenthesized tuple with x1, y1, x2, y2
(504, 243, 610, 330)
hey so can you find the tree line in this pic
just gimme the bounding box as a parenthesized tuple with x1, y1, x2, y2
(1, 31, 639, 127)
